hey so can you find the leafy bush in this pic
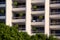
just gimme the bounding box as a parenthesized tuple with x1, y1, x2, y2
(0, 23, 58, 40)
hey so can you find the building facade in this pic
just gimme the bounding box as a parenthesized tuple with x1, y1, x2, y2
(0, 0, 60, 38)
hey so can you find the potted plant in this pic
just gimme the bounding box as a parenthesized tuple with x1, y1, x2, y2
(0, 9, 4, 16)
(13, 1, 18, 7)
(19, 12, 24, 19)
(39, 16, 43, 21)
(32, 5, 37, 11)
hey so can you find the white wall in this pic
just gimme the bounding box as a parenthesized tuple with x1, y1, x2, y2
(45, 0, 50, 36)
(26, 0, 32, 35)
(6, 0, 12, 26)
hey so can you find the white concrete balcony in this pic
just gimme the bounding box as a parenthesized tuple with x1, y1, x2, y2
(12, 19, 25, 23)
(12, 8, 26, 11)
(0, 16, 5, 19)
(0, 4, 5, 7)
(50, 15, 60, 19)
(19, 30, 26, 32)
(56, 36, 60, 39)
(50, 25, 60, 29)
(31, 0, 45, 3)
(31, 22, 44, 26)
(50, 12, 60, 15)
(50, 4, 60, 8)
(31, 11, 44, 15)
(51, 34, 60, 38)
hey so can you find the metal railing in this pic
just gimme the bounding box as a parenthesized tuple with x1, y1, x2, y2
(13, 16, 25, 19)
(50, 12, 60, 15)
(50, 22, 60, 25)
(50, 1, 60, 4)
(0, 2, 5, 4)
(32, 8, 44, 11)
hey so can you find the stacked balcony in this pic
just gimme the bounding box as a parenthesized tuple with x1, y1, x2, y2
(0, 0, 5, 23)
(50, 8, 60, 19)
(12, 11, 26, 23)
(50, 0, 60, 4)
(12, 0, 26, 11)
(50, 19, 60, 25)
(12, 23, 26, 32)
(0, 0, 5, 4)
(50, 0, 60, 38)
(12, 0, 26, 31)
(50, 8, 60, 15)
(32, 4, 44, 15)
(50, 0, 60, 8)
(31, 26, 44, 34)
(0, 19, 5, 23)
(0, 0, 5, 7)
(31, 0, 45, 3)
(50, 29, 60, 38)
(31, 0, 45, 34)
(31, 15, 44, 26)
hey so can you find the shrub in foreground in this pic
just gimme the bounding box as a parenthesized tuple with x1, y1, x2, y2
(0, 23, 58, 40)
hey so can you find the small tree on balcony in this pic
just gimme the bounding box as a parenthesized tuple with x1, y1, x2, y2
(0, 9, 4, 14)
(32, 5, 37, 10)
(39, 16, 43, 19)
(39, 16, 43, 21)
(19, 12, 24, 17)
(13, 1, 18, 7)
(0, 9, 4, 16)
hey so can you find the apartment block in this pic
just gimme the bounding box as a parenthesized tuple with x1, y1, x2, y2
(0, 0, 60, 39)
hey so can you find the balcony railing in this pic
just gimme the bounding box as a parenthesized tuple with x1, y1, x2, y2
(51, 33, 60, 36)
(50, 22, 60, 25)
(0, 13, 5, 16)
(50, 9, 60, 15)
(13, 1, 26, 8)
(50, 12, 60, 15)
(0, 19, 5, 23)
(32, 8, 44, 11)
(12, 24, 26, 31)
(32, 27, 44, 33)
(13, 16, 25, 19)
(0, 2, 5, 4)
(32, 5, 44, 11)
(32, 16, 44, 22)
(18, 26, 25, 31)
(50, 1, 60, 4)
(32, 19, 44, 22)
(32, 30, 44, 33)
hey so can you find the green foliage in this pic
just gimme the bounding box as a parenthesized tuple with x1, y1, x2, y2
(30, 34, 47, 40)
(49, 35, 58, 40)
(19, 12, 23, 17)
(13, 1, 18, 6)
(33, 5, 37, 9)
(0, 9, 4, 13)
(0, 23, 58, 40)
(19, 32, 30, 40)
(39, 16, 43, 19)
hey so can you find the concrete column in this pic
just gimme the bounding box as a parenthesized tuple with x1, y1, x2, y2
(6, 0, 12, 26)
(45, 0, 50, 36)
(26, 0, 31, 35)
